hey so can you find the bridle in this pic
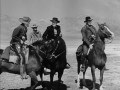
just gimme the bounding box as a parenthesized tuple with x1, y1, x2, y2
(47, 40, 65, 59)
(99, 25, 113, 43)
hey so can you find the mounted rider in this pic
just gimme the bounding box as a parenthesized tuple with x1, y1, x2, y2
(42, 17, 61, 41)
(42, 17, 70, 69)
(28, 24, 42, 44)
(1, 16, 31, 79)
(77, 16, 97, 71)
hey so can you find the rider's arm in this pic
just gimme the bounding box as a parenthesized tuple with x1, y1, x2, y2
(38, 31, 42, 40)
(81, 27, 90, 46)
(56, 25, 61, 37)
(42, 27, 49, 40)
(20, 28, 27, 41)
(12, 27, 21, 39)
(91, 25, 97, 36)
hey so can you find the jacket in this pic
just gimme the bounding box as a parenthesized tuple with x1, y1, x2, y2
(28, 31, 42, 44)
(10, 24, 27, 44)
(42, 25, 61, 40)
(81, 25, 97, 46)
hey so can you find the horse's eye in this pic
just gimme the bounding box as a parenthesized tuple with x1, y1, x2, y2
(101, 26, 104, 30)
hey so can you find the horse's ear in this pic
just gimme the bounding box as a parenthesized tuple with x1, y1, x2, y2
(104, 23, 107, 25)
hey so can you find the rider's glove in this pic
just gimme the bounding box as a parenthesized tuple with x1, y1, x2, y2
(20, 40, 24, 44)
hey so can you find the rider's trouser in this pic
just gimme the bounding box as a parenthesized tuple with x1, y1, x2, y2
(11, 43, 26, 78)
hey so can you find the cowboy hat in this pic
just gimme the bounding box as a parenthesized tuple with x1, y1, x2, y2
(84, 16, 93, 22)
(31, 24, 38, 28)
(50, 17, 60, 23)
(19, 16, 31, 24)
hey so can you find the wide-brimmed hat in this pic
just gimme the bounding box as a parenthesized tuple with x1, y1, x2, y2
(19, 16, 31, 24)
(84, 16, 93, 22)
(50, 17, 60, 23)
(31, 24, 38, 28)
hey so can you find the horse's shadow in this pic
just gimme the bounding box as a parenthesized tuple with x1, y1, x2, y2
(17, 80, 68, 90)
(80, 79, 99, 90)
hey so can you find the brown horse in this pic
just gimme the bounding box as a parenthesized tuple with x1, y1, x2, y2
(32, 36, 68, 89)
(76, 23, 114, 90)
(0, 45, 43, 90)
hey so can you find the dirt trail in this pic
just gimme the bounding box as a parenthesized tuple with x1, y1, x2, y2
(0, 44, 120, 90)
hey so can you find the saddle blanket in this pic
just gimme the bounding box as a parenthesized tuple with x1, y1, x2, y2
(1, 46, 29, 64)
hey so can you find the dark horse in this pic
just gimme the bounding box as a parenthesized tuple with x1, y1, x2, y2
(76, 23, 114, 90)
(32, 36, 67, 89)
(0, 45, 43, 90)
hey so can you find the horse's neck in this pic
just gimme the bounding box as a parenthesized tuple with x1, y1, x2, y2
(94, 32, 105, 51)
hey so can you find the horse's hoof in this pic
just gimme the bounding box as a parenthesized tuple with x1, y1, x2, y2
(80, 85, 83, 89)
(99, 85, 104, 90)
(43, 87, 48, 90)
(59, 80, 63, 84)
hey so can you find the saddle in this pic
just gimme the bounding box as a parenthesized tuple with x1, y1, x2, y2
(2, 45, 29, 65)
(11, 45, 29, 65)
(9, 47, 19, 64)
(76, 44, 92, 57)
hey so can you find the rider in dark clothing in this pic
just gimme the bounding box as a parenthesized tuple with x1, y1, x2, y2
(43, 17, 61, 40)
(77, 16, 97, 71)
(42, 17, 70, 69)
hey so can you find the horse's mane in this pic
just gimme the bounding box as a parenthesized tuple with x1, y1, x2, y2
(32, 40, 44, 46)
(55, 37, 66, 53)
(28, 45, 42, 65)
(92, 24, 106, 54)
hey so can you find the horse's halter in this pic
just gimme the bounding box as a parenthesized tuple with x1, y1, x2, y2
(46, 39, 65, 60)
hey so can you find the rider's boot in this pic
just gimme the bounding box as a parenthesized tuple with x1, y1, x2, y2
(19, 54, 28, 79)
(20, 64, 28, 79)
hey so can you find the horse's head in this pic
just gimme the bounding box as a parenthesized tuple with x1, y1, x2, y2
(31, 40, 46, 53)
(97, 23, 114, 42)
(45, 39, 56, 53)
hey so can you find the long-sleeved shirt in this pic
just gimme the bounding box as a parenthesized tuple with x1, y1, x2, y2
(28, 31, 42, 44)
(10, 24, 27, 44)
(81, 25, 97, 45)
(42, 25, 61, 40)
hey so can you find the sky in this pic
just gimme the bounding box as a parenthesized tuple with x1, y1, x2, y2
(1, 0, 120, 22)
(1, 0, 120, 48)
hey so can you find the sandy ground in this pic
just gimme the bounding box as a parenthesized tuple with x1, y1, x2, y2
(0, 44, 120, 90)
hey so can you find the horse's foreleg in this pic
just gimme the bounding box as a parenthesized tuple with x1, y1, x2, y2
(50, 70, 55, 90)
(57, 69, 64, 90)
(39, 67, 44, 88)
(99, 66, 105, 90)
(83, 66, 88, 87)
(58, 69, 64, 83)
(91, 65, 96, 90)
(28, 71, 39, 90)
(77, 60, 81, 88)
